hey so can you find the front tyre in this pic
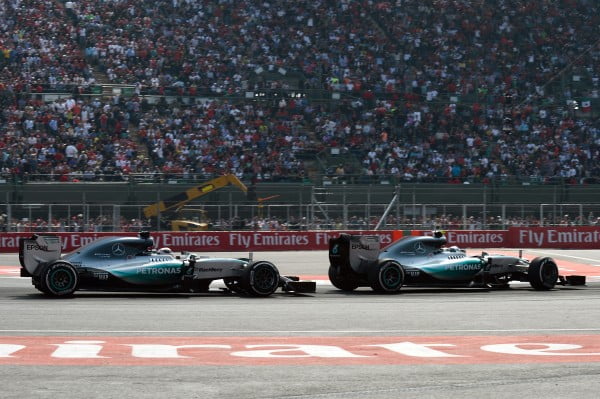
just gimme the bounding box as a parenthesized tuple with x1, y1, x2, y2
(528, 257, 559, 290)
(242, 261, 280, 297)
(40, 261, 79, 297)
(368, 261, 404, 294)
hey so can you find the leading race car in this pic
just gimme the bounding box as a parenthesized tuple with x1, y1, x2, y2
(328, 232, 586, 293)
(19, 232, 315, 297)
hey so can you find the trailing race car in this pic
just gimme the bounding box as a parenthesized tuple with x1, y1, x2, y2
(328, 232, 585, 293)
(19, 232, 315, 297)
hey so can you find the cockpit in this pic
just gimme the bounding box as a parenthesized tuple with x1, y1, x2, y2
(382, 235, 448, 257)
(63, 235, 155, 260)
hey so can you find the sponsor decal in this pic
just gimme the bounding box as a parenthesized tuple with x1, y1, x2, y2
(136, 267, 181, 275)
(330, 244, 340, 255)
(0, 236, 19, 249)
(1, 336, 600, 365)
(229, 232, 310, 249)
(93, 272, 109, 280)
(69, 234, 103, 250)
(197, 267, 223, 273)
(1, 228, 599, 253)
(515, 227, 600, 248)
(149, 257, 174, 262)
(93, 253, 110, 258)
(155, 234, 221, 249)
(446, 231, 506, 246)
(414, 242, 426, 254)
(25, 244, 49, 252)
(111, 243, 126, 256)
(445, 264, 482, 271)
(405, 270, 420, 278)
(351, 243, 374, 250)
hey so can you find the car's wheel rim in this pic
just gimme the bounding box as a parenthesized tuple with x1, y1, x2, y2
(49, 269, 73, 291)
(542, 262, 558, 284)
(382, 265, 402, 289)
(253, 266, 277, 292)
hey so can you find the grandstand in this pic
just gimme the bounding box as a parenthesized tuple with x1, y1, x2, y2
(0, 0, 598, 231)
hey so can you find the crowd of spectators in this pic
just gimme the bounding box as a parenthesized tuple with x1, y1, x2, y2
(69, 0, 389, 95)
(137, 98, 310, 182)
(0, 94, 155, 181)
(3, 211, 600, 233)
(0, 0, 598, 185)
(328, 95, 600, 184)
(65, 0, 599, 98)
(0, 213, 148, 232)
(0, 0, 96, 93)
(2, 91, 599, 184)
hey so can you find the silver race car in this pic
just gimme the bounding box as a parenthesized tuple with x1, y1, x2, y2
(19, 232, 315, 297)
(328, 232, 585, 293)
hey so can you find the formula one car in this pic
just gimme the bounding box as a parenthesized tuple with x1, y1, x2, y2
(328, 232, 585, 293)
(19, 232, 315, 297)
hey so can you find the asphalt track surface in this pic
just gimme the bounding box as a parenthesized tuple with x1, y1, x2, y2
(1, 249, 600, 399)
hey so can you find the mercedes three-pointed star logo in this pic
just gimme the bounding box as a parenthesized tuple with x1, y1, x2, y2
(414, 242, 426, 254)
(112, 243, 126, 256)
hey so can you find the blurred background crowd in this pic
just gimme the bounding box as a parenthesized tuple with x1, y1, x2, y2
(0, 0, 598, 186)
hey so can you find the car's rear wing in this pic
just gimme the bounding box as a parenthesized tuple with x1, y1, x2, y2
(19, 235, 62, 276)
(329, 234, 380, 274)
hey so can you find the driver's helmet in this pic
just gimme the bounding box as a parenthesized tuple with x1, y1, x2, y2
(158, 247, 173, 254)
(433, 230, 446, 238)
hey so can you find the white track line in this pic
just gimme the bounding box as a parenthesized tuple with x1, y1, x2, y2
(526, 250, 600, 263)
(1, 328, 600, 334)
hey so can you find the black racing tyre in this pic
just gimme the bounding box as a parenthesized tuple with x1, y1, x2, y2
(368, 261, 404, 294)
(328, 265, 360, 292)
(33, 277, 51, 295)
(528, 257, 559, 290)
(39, 261, 79, 297)
(242, 261, 280, 297)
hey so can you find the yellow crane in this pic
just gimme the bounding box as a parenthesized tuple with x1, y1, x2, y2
(143, 174, 249, 231)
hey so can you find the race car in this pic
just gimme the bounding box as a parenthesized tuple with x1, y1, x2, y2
(19, 232, 315, 297)
(328, 232, 586, 293)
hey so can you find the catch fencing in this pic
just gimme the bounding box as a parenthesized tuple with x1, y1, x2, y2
(1, 202, 599, 233)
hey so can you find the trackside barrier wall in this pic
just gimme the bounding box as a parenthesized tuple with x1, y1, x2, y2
(1, 227, 599, 253)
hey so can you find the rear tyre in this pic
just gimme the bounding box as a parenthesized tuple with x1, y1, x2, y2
(328, 265, 360, 292)
(528, 257, 559, 290)
(39, 261, 79, 297)
(242, 261, 280, 297)
(368, 261, 404, 294)
(33, 277, 51, 295)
